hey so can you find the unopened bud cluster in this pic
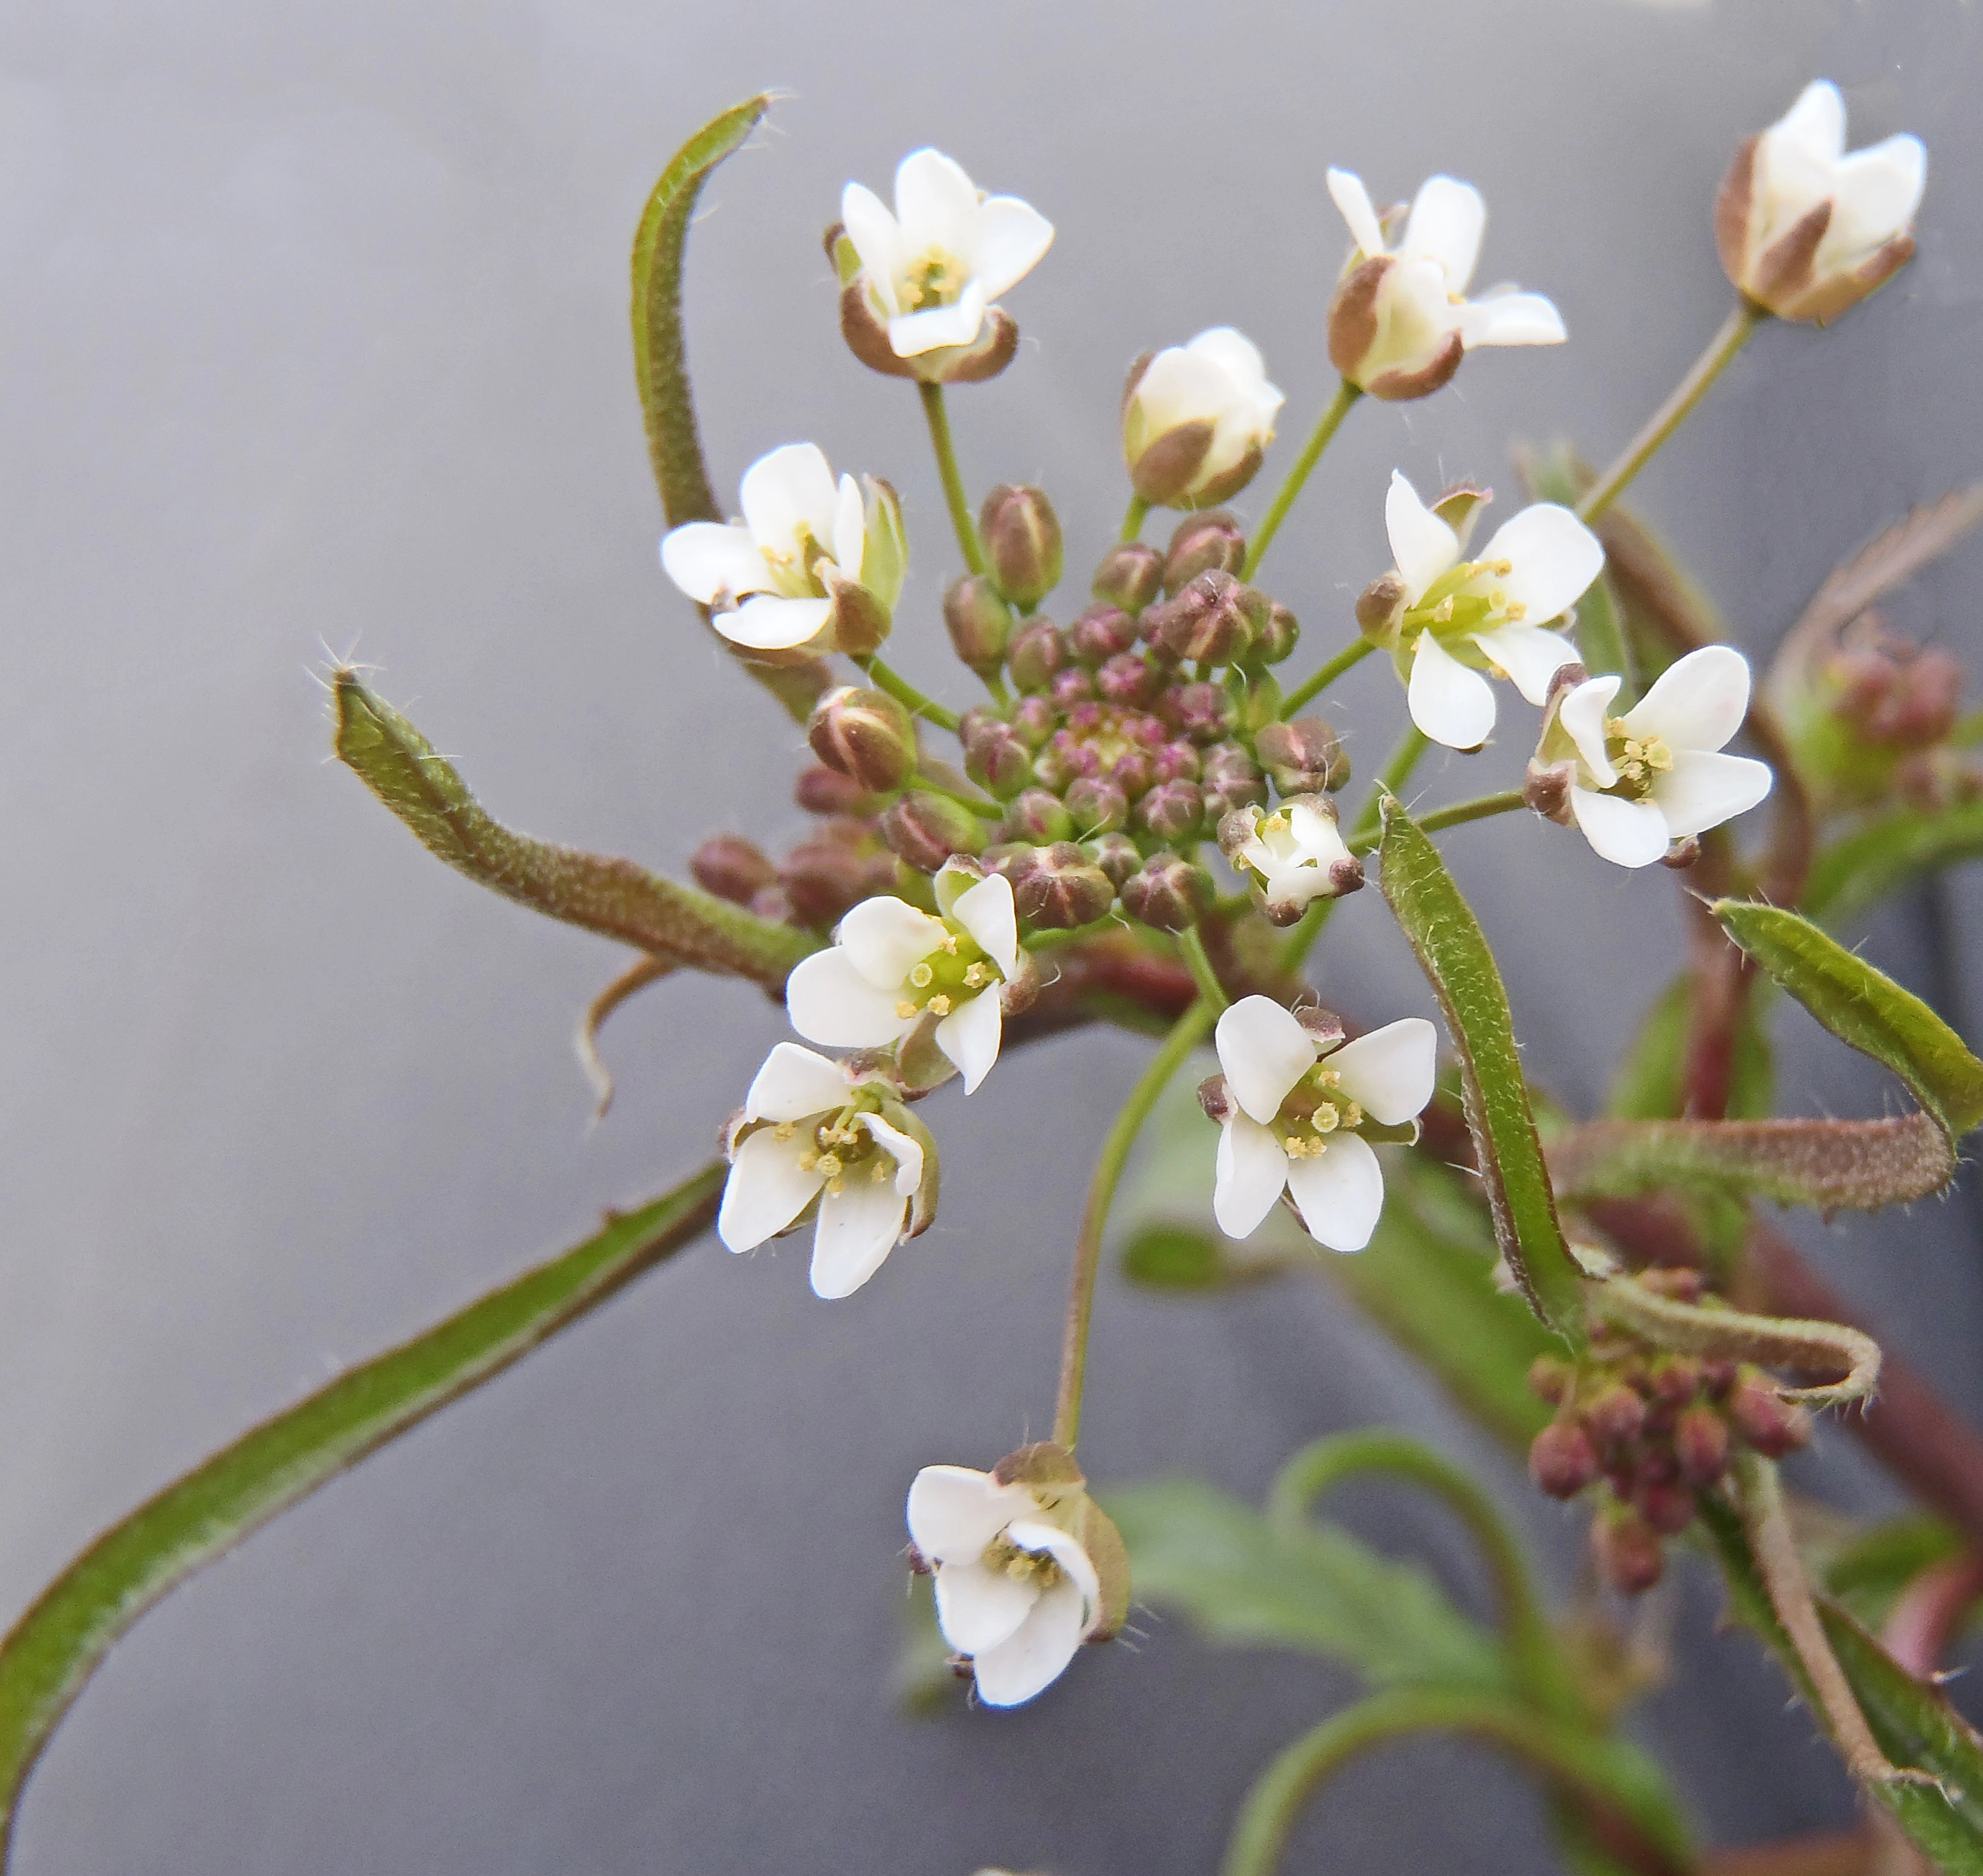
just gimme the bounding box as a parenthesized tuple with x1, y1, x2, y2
(1525, 1272, 1811, 1594)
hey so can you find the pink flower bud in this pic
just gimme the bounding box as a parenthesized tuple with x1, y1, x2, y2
(981, 485, 1064, 611)
(1091, 541, 1165, 615)
(881, 791, 988, 874)
(1593, 1510, 1665, 1596)
(808, 686, 917, 794)
(1162, 511, 1246, 596)
(691, 835, 777, 906)
(1526, 1356, 1575, 1406)
(1580, 1382, 1646, 1450)
(1727, 1377, 1811, 1458)
(1528, 1419, 1599, 1499)
(1255, 718, 1349, 795)
(943, 575, 1013, 678)
(1009, 620, 1068, 693)
(1121, 854, 1214, 933)
(1674, 1405, 1731, 1486)
(1065, 777, 1130, 836)
(1634, 1479, 1697, 1538)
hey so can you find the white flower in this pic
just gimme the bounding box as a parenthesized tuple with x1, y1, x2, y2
(718, 1044, 936, 1299)
(1324, 169, 1566, 400)
(907, 1464, 1102, 1708)
(841, 149, 1054, 360)
(782, 864, 1020, 1094)
(1718, 81, 1925, 324)
(1121, 328, 1285, 509)
(1208, 996, 1436, 1253)
(1219, 798, 1363, 926)
(1376, 470, 1603, 751)
(660, 442, 906, 653)
(1546, 646, 1774, 867)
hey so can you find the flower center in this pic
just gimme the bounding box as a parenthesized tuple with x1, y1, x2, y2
(1272, 1063, 1365, 1158)
(758, 526, 837, 601)
(983, 1533, 1064, 1591)
(1602, 719, 1674, 798)
(903, 247, 965, 312)
(1401, 559, 1526, 649)
(893, 926, 999, 1022)
(783, 1105, 893, 1198)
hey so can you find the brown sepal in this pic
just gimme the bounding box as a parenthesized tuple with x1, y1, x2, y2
(1367, 330, 1466, 403)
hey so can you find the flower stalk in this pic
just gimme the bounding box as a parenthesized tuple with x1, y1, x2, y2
(1240, 378, 1362, 579)
(920, 381, 987, 576)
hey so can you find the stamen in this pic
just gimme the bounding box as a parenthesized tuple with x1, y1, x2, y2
(773, 1123, 797, 1141)
(895, 999, 919, 1019)
(1431, 596, 1455, 624)
(963, 963, 991, 988)
(927, 995, 953, 1017)
(1504, 602, 1527, 622)
(1342, 1101, 1364, 1128)
(1312, 1106, 1340, 1134)
(815, 1153, 843, 1180)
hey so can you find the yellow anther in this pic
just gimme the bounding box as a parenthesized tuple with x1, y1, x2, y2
(1491, 559, 1514, 577)
(1317, 1068, 1342, 1087)
(963, 962, 991, 988)
(773, 1123, 796, 1141)
(815, 1153, 843, 1180)
(871, 1159, 890, 1183)
(1342, 1101, 1364, 1128)
(910, 962, 935, 988)
(1431, 597, 1455, 623)
(927, 995, 953, 1017)
(826, 1175, 845, 1197)
(1487, 662, 1509, 681)
(939, 932, 959, 954)
(895, 999, 919, 1019)
(1504, 602, 1527, 622)
(797, 1151, 817, 1172)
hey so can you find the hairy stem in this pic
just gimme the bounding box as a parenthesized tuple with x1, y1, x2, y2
(1578, 300, 1767, 525)
(1241, 378, 1363, 580)
(919, 381, 986, 577)
(855, 654, 960, 734)
(1280, 636, 1377, 720)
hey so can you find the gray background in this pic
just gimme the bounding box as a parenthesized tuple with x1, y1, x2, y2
(3, 0, 1982, 1869)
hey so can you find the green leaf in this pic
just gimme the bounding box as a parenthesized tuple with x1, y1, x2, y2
(0, 1162, 726, 1859)
(1607, 973, 1773, 1122)
(1713, 899, 1983, 1138)
(1106, 1479, 1510, 1694)
(335, 671, 817, 984)
(1805, 798, 1983, 931)
(1377, 796, 1585, 1342)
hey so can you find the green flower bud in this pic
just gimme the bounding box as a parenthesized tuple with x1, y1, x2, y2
(1008, 618, 1068, 693)
(1255, 718, 1349, 795)
(1064, 776, 1129, 835)
(1255, 600, 1300, 665)
(1001, 789, 1076, 844)
(881, 790, 988, 874)
(1006, 841, 1116, 928)
(1135, 778, 1204, 843)
(1084, 831, 1143, 889)
(1162, 511, 1245, 596)
(1149, 571, 1260, 666)
(1120, 854, 1213, 933)
(981, 485, 1064, 610)
(943, 575, 1014, 678)
(808, 686, 917, 794)
(1091, 541, 1166, 616)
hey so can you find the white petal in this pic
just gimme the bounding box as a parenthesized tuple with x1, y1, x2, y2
(1559, 673, 1621, 785)
(718, 1127, 823, 1253)
(857, 1110, 925, 1196)
(1284, 1131, 1386, 1254)
(743, 1042, 847, 1124)
(1005, 1519, 1101, 1617)
(830, 474, 865, 583)
(1214, 1114, 1291, 1240)
(933, 1559, 1038, 1655)
(1401, 175, 1486, 291)
(1482, 504, 1604, 625)
(935, 988, 1002, 1094)
(1188, 325, 1269, 390)
(1408, 632, 1497, 751)
(907, 1465, 1036, 1564)
(1470, 625, 1580, 705)
(783, 947, 915, 1048)
(1570, 787, 1672, 868)
(1130, 346, 1235, 435)
(1827, 135, 1925, 259)
(659, 522, 763, 604)
(1619, 645, 1751, 755)
(837, 896, 949, 989)
(810, 1171, 910, 1299)
(971, 1576, 1088, 1707)
(887, 287, 988, 358)
(1456, 291, 1566, 348)
(1326, 166, 1387, 257)
(1385, 470, 1460, 603)
(1286, 801, 1351, 867)
(1326, 1018, 1438, 1126)
(970, 195, 1054, 298)
(1773, 80, 1847, 166)
(712, 593, 833, 651)
(951, 872, 1019, 979)
(840, 182, 905, 314)
(1650, 750, 1774, 840)
(738, 443, 840, 556)
(1215, 995, 1317, 1123)
(893, 147, 980, 249)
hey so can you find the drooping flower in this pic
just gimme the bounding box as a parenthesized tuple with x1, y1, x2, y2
(1204, 996, 1436, 1252)
(906, 1445, 1125, 1708)
(1717, 80, 1925, 324)
(661, 443, 906, 654)
(1121, 328, 1285, 509)
(835, 149, 1053, 382)
(1217, 796, 1363, 926)
(1361, 471, 1603, 751)
(718, 1044, 938, 1299)
(1529, 646, 1774, 867)
(1324, 169, 1566, 401)
(782, 863, 1021, 1093)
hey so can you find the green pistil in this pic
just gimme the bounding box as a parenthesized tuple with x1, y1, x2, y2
(1272, 1062, 1366, 1157)
(894, 928, 996, 1021)
(1602, 719, 1674, 799)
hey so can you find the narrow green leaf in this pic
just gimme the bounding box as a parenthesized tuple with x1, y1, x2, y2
(1713, 899, 1983, 1137)
(334, 671, 817, 984)
(1106, 1479, 1510, 1694)
(1804, 798, 1983, 931)
(0, 1162, 727, 1858)
(1377, 796, 1584, 1342)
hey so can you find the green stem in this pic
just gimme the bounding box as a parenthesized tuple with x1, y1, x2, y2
(856, 654, 960, 734)
(1051, 998, 1217, 1448)
(1278, 637, 1377, 719)
(913, 771, 1002, 820)
(1348, 788, 1525, 857)
(1240, 379, 1363, 581)
(919, 382, 986, 577)
(1121, 493, 1152, 543)
(1578, 300, 1767, 525)
(1178, 925, 1229, 1013)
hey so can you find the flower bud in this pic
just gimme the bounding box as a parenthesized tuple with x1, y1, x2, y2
(1673, 1404, 1731, 1487)
(1006, 841, 1117, 928)
(943, 575, 1013, 678)
(1648, 1356, 1703, 1408)
(1356, 571, 1408, 646)
(1162, 511, 1246, 596)
(1634, 1479, 1697, 1538)
(961, 715, 1033, 801)
(1096, 652, 1159, 708)
(1255, 718, 1349, 796)
(1091, 541, 1166, 615)
(981, 485, 1064, 611)
(1527, 1355, 1575, 1406)
(881, 790, 988, 873)
(1065, 776, 1130, 836)
(1528, 1418, 1599, 1500)
(1050, 666, 1096, 707)
(1120, 853, 1214, 933)
(1580, 1382, 1646, 1450)
(1121, 329, 1283, 509)
(1255, 602, 1300, 666)
(1001, 788, 1077, 845)
(1592, 1509, 1665, 1596)
(1084, 831, 1144, 890)
(691, 835, 778, 906)
(1009, 695, 1056, 748)
(1148, 570, 1269, 666)
(1009, 618, 1068, 693)
(808, 686, 917, 794)
(1162, 680, 1237, 744)
(780, 838, 887, 927)
(1070, 604, 1141, 667)
(1726, 1376, 1811, 1459)
(1200, 742, 1267, 816)
(1136, 778, 1204, 843)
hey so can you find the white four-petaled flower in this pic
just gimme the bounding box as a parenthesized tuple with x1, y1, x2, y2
(1550, 646, 1775, 867)
(783, 864, 1020, 1094)
(907, 1464, 1102, 1707)
(660, 442, 905, 653)
(1121, 328, 1285, 509)
(1381, 470, 1603, 751)
(718, 1044, 935, 1299)
(1221, 798, 1362, 926)
(841, 149, 1054, 360)
(1719, 80, 1925, 324)
(1325, 169, 1566, 400)
(1210, 997, 1436, 1253)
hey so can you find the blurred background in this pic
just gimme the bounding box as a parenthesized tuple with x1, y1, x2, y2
(3, 0, 1982, 1868)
